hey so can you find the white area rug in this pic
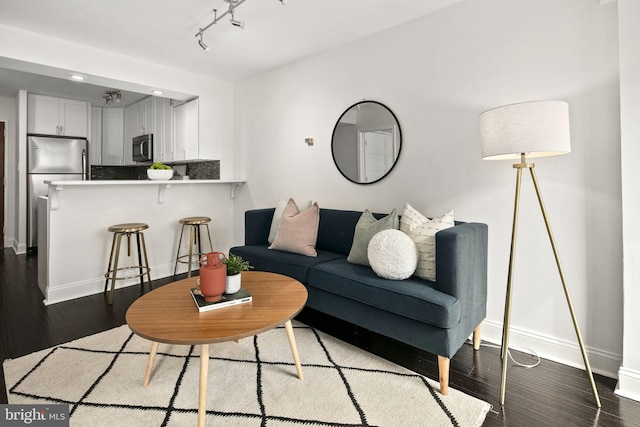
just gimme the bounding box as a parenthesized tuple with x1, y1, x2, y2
(3, 323, 490, 426)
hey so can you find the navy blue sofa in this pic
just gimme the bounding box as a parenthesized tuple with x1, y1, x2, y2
(230, 207, 488, 394)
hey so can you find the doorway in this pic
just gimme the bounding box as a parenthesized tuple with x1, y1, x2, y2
(357, 128, 395, 183)
(0, 122, 4, 246)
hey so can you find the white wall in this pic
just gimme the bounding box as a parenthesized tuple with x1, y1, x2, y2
(0, 95, 16, 247)
(15, 91, 27, 253)
(0, 24, 235, 252)
(234, 0, 623, 376)
(617, 0, 640, 401)
(42, 182, 237, 305)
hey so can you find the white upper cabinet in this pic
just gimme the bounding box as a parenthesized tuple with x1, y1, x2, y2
(90, 106, 102, 165)
(171, 98, 199, 161)
(123, 104, 138, 165)
(154, 98, 171, 162)
(101, 108, 125, 165)
(28, 94, 89, 137)
(125, 97, 152, 139)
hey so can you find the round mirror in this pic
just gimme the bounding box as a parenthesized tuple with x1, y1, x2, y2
(331, 101, 402, 184)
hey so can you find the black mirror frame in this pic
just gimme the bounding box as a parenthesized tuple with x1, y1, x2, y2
(331, 100, 402, 185)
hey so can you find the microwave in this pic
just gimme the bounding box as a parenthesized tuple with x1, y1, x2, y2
(132, 134, 153, 162)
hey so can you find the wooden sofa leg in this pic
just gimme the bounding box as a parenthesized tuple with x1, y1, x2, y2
(473, 324, 482, 350)
(437, 355, 450, 395)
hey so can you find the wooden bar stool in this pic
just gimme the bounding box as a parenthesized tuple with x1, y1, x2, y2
(173, 216, 213, 278)
(104, 223, 152, 305)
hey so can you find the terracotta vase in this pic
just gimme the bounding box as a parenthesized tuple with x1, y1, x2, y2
(199, 252, 227, 302)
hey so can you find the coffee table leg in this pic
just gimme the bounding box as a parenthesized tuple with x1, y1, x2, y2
(143, 341, 159, 387)
(284, 320, 304, 380)
(198, 344, 209, 427)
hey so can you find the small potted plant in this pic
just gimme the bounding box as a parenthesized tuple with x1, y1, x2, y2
(223, 254, 253, 294)
(147, 162, 173, 180)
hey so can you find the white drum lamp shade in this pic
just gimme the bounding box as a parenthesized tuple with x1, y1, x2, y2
(479, 100, 571, 160)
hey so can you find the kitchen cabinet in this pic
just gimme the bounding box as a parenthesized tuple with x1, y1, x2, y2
(124, 97, 171, 164)
(101, 108, 125, 165)
(125, 97, 152, 137)
(89, 106, 102, 165)
(28, 94, 89, 137)
(171, 98, 199, 161)
(154, 98, 172, 162)
(123, 104, 138, 165)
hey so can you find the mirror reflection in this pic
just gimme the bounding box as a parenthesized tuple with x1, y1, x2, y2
(331, 101, 402, 184)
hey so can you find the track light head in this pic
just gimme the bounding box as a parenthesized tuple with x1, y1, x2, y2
(230, 10, 244, 29)
(230, 19, 244, 28)
(278, 0, 287, 4)
(198, 33, 209, 52)
(103, 91, 122, 106)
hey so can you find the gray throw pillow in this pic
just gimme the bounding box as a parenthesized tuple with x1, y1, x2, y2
(347, 209, 399, 266)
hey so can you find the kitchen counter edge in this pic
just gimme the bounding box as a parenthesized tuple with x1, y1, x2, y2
(44, 179, 247, 186)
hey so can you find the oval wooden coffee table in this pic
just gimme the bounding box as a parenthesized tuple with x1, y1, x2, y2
(126, 271, 308, 427)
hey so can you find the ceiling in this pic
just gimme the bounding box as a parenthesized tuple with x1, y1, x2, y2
(0, 0, 464, 104)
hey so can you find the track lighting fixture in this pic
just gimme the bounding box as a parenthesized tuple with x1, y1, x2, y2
(103, 91, 121, 106)
(198, 33, 209, 52)
(230, 10, 244, 29)
(195, 0, 286, 51)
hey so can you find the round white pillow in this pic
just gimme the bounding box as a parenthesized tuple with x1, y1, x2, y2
(367, 229, 418, 280)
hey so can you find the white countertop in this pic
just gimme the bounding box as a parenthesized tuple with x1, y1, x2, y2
(44, 178, 247, 208)
(45, 179, 246, 186)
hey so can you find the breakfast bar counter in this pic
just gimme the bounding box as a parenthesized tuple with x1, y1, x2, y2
(38, 178, 246, 305)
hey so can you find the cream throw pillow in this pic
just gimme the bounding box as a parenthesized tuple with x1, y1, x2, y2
(268, 198, 313, 244)
(367, 229, 418, 280)
(269, 199, 320, 257)
(400, 204, 454, 281)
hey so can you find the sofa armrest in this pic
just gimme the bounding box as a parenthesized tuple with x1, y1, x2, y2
(435, 222, 488, 311)
(244, 208, 275, 245)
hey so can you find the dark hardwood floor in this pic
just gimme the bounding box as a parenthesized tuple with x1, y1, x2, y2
(1, 247, 639, 426)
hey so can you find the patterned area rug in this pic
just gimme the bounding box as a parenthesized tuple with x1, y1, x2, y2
(3, 322, 490, 426)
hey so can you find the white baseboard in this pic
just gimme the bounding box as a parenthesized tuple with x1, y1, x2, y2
(616, 367, 640, 402)
(10, 239, 27, 254)
(481, 319, 621, 379)
(42, 262, 180, 305)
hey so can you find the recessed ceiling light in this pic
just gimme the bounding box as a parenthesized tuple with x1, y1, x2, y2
(69, 74, 86, 81)
(152, 90, 164, 95)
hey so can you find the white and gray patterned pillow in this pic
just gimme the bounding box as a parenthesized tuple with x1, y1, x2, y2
(399, 203, 454, 282)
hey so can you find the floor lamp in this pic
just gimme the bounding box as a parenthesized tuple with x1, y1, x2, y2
(479, 100, 601, 408)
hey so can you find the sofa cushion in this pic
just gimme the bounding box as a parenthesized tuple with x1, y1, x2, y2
(316, 209, 389, 255)
(269, 199, 320, 256)
(230, 245, 344, 284)
(347, 209, 399, 266)
(307, 259, 461, 329)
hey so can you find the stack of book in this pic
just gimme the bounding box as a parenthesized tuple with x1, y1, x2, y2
(190, 287, 252, 312)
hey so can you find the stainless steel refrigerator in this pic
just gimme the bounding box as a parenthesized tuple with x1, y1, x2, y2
(27, 134, 88, 248)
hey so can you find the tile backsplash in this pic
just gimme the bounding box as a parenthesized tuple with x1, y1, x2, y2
(90, 160, 220, 181)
